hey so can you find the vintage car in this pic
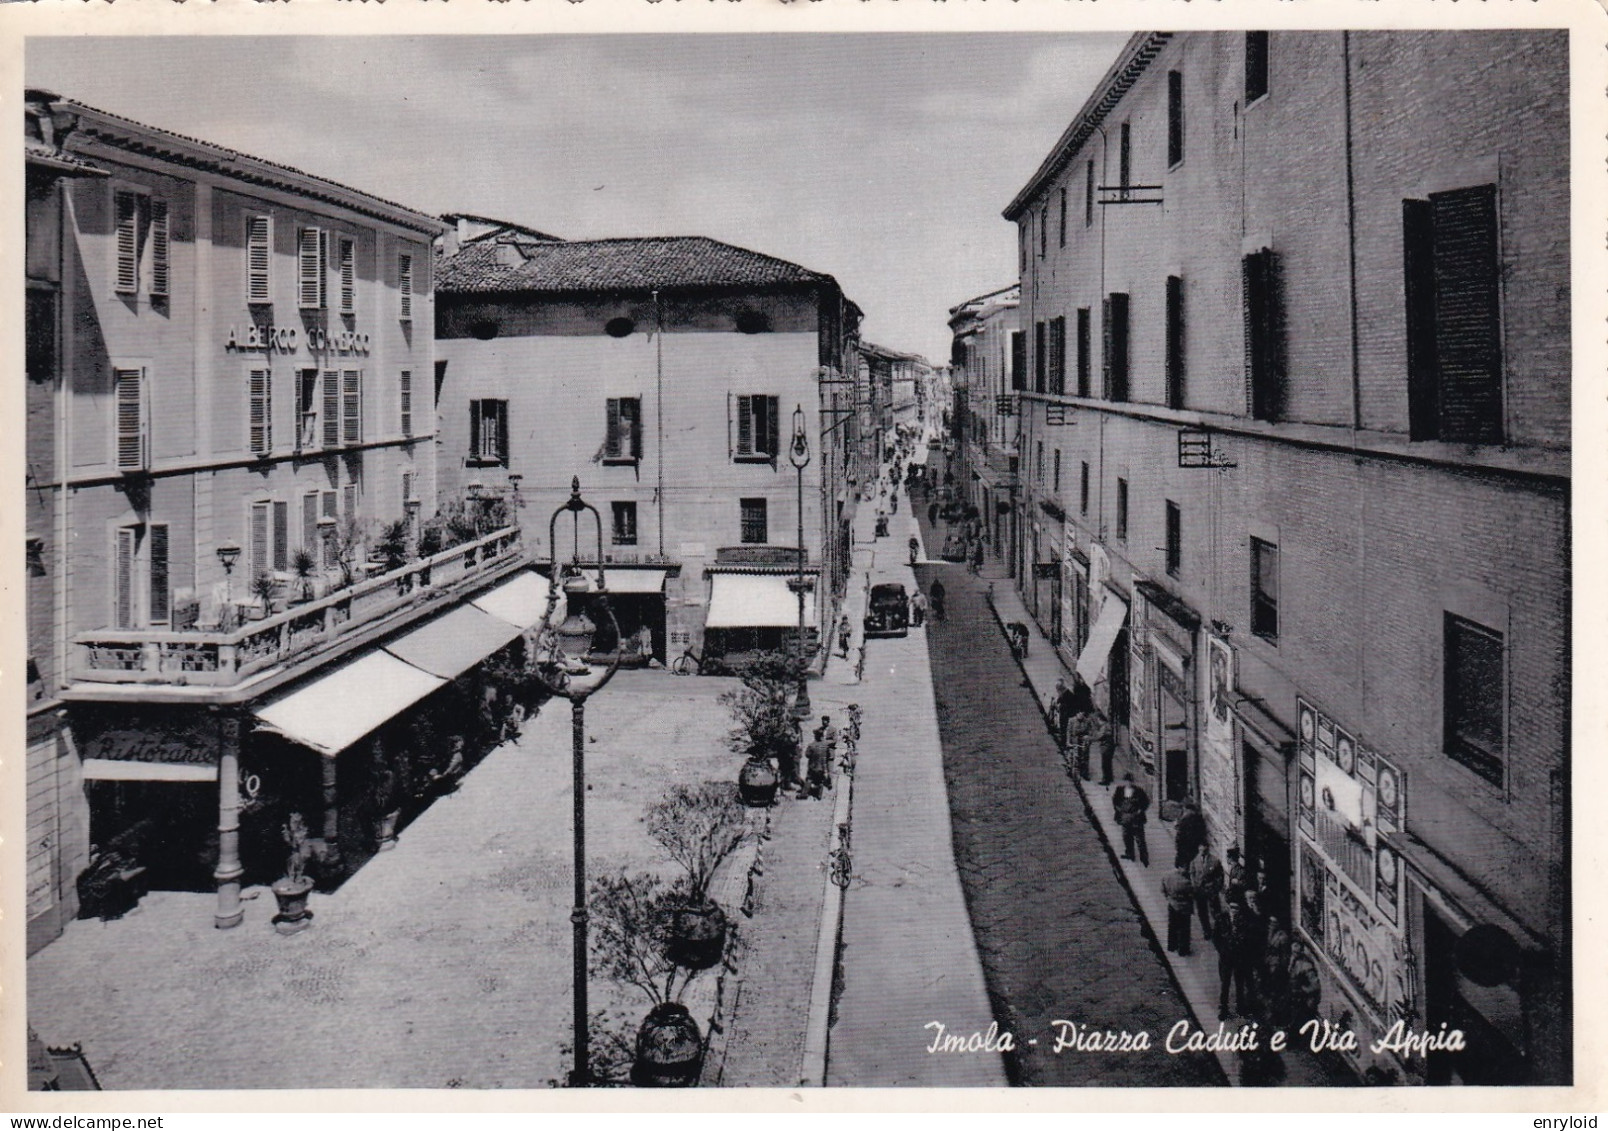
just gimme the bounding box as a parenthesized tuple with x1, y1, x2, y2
(862, 582, 910, 638)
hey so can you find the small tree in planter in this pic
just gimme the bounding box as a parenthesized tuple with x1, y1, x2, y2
(720, 650, 804, 803)
(290, 548, 318, 604)
(249, 571, 278, 620)
(271, 812, 316, 934)
(646, 781, 757, 971)
(373, 518, 411, 574)
(588, 870, 705, 1087)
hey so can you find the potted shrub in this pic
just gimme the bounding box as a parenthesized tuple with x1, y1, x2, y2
(646, 782, 757, 971)
(588, 870, 705, 1087)
(720, 650, 804, 803)
(290, 548, 318, 604)
(373, 518, 411, 574)
(249, 571, 277, 620)
(271, 812, 316, 934)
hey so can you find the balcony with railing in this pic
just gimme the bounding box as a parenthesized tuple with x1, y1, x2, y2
(68, 525, 526, 702)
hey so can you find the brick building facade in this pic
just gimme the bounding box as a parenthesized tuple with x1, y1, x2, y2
(1000, 32, 1568, 1084)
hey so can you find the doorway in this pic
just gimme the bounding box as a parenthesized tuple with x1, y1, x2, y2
(1157, 659, 1191, 804)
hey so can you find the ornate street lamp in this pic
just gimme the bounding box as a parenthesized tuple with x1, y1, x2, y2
(216, 540, 241, 627)
(529, 477, 623, 1087)
(789, 406, 812, 725)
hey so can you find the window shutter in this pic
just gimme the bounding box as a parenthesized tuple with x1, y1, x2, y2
(496, 402, 510, 464)
(339, 238, 355, 315)
(322, 370, 341, 448)
(299, 228, 325, 309)
(1403, 199, 1439, 440)
(398, 254, 413, 322)
(249, 367, 272, 455)
(321, 490, 338, 568)
(469, 399, 482, 458)
(399, 370, 413, 438)
(765, 396, 779, 460)
(273, 501, 289, 572)
(114, 192, 139, 295)
(247, 216, 271, 303)
(115, 528, 135, 629)
(1108, 293, 1129, 402)
(251, 502, 270, 581)
(1431, 185, 1503, 444)
(150, 524, 170, 624)
(736, 395, 754, 455)
(343, 484, 357, 526)
(1034, 321, 1047, 393)
(402, 471, 415, 503)
(342, 369, 361, 445)
(1166, 275, 1185, 409)
(115, 367, 144, 470)
(1101, 298, 1113, 399)
(1168, 71, 1184, 168)
(149, 200, 170, 298)
(303, 493, 319, 553)
(1076, 308, 1091, 398)
(1050, 317, 1066, 395)
(605, 398, 622, 458)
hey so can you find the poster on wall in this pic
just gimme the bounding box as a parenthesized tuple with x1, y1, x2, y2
(1199, 634, 1240, 858)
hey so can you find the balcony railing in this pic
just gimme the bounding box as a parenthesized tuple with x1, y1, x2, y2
(72, 525, 524, 691)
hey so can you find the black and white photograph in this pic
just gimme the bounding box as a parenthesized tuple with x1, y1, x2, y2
(5, 1, 1601, 1112)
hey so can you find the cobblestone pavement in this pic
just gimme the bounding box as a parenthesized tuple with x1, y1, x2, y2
(26, 671, 758, 1091)
(913, 506, 1225, 1086)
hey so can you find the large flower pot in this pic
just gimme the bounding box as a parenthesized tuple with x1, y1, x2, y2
(377, 810, 401, 852)
(270, 875, 315, 935)
(630, 1003, 704, 1088)
(737, 755, 779, 808)
(666, 900, 729, 971)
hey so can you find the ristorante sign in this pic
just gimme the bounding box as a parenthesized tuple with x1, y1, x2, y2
(225, 325, 371, 355)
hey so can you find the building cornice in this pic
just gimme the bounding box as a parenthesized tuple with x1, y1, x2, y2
(1002, 32, 1173, 222)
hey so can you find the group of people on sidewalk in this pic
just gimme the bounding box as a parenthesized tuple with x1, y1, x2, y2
(775, 713, 842, 801)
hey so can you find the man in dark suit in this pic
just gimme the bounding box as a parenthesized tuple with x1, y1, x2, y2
(1112, 772, 1151, 866)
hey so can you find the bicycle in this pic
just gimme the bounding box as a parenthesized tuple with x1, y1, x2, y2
(670, 646, 704, 676)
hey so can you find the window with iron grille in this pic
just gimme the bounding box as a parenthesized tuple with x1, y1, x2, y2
(1404, 184, 1504, 444)
(1165, 500, 1182, 577)
(612, 501, 639, 546)
(740, 498, 768, 544)
(469, 399, 509, 465)
(1250, 537, 1278, 642)
(605, 397, 643, 462)
(298, 228, 328, 310)
(1166, 275, 1186, 409)
(1076, 308, 1091, 397)
(733, 394, 779, 462)
(1167, 71, 1185, 168)
(1243, 249, 1285, 421)
(1245, 32, 1270, 103)
(1443, 613, 1505, 787)
(1102, 293, 1130, 402)
(247, 215, 272, 304)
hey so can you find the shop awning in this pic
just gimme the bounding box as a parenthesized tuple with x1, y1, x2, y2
(704, 574, 817, 630)
(81, 759, 218, 782)
(253, 651, 446, 757)
(581, 569, 667, 595)
(383, 603, 522, 680)
(1075, 588, 1129, 685)
(469, 570, 553, 630)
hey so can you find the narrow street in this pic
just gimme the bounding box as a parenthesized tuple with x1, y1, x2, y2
(914, 505, 1225, 1086)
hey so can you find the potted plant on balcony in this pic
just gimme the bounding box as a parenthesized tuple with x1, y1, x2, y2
(249, 571, 277, 620)
(271, 812, 316, 934)
(588, 870, 705, 1087)
(290, 549, 318, 605)
(373, 518, 411, 572)
(646, 782, 757, 971)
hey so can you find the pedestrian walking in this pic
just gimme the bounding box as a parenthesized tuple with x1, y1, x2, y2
(1112, 773, 1151, 866)
(806, 727, 834, 799)
(1162, 863, 1195, 956)
(1224, 847, 1249, 901)
(1057, 675, 1094, 757)
(779, 721, 803, 796)
(909, 589, 927, 627)
(1092, 711, 1116, 786)
(1215, 892, 1258, 1018)
(837, 614, 853, 659)
(1173, 796, 1206, 868)
(1261, 914, 1293, 1026)
(1188, 845, 1224, 942)
(821, 715, 840, 754)
(928, 500, 939, 527)
(1047, 677, 1068, 738)
(969, 538, 984, 575)
(929, 578, 946, 622)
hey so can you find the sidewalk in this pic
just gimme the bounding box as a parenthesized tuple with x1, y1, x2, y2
(822, 475, 1006, 1086)
(965, 535, 1351, 1088)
